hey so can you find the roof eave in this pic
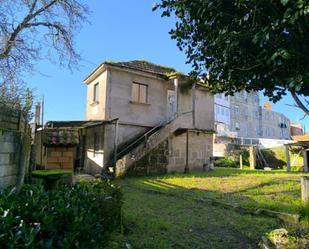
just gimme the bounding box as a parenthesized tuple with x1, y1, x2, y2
(83, 63, 107, 84)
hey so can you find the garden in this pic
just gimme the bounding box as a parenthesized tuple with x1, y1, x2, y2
(1, 167, 309, 248)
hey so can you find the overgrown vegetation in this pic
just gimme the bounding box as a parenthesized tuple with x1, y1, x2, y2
(260, 147, 303, 170)
(0, 181, 122, 248)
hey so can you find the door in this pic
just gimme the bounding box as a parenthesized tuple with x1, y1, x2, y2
(167, 90, 176, 120)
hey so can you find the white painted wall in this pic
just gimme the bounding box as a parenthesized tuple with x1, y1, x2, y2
(214, 93, 230, 126)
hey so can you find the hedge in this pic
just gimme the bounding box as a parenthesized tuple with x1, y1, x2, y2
(0, 181, 122, 248)
(214, 158, 238, 168)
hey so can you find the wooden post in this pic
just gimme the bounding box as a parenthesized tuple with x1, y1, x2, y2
(303, 150, 308, 173)
(239, 154, 243, 169)
(249, 146, 256, 170)
(285, 145, 291, 172)
(301, 176, 309, 202)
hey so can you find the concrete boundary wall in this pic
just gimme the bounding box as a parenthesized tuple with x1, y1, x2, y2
(0, 107, 30, 189)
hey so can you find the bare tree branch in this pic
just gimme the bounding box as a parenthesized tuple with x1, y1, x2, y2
(0, 0, 89, 116)
(290, 90, 309, 116)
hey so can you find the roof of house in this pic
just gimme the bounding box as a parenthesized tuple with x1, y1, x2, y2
(83, 60, 184, 83)
(104, 60, 177, 76)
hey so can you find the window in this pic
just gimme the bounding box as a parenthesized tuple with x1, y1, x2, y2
(234, 105, 240, 115)
(221, 107, 225, 115)
(132, 82, 148, 104)
(93, 83, 99, 102)
(216, 105, 220, 114)
(235, 122, 240, 130)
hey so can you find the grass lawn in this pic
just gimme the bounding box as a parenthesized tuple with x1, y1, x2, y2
(107, 168, 309, 249)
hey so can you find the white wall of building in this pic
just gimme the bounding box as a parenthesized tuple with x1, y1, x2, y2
(214, 93, 230, 125)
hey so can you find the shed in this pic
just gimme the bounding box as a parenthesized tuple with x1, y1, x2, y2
(43, 128, 80, 170)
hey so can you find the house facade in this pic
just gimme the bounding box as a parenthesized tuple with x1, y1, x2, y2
(83, 60, 215, 176)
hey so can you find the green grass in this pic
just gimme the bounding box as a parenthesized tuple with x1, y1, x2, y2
(108, 168, 309, 249)
(32, 169, 72, 179)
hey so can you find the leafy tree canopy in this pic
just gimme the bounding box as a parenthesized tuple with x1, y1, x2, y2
(154, 0, 309, 114)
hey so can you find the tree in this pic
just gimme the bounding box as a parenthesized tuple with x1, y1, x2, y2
(154, 0, 309, 115)
(0, 0, 88, 115)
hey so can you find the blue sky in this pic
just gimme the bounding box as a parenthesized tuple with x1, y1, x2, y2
(25, 0, 309, 129)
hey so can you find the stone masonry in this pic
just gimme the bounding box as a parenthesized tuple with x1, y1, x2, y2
(0, 108, 30, 188)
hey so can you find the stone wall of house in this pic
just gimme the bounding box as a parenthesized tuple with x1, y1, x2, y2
(124, 140, 169, 176)
(0, 107, 30, 188)
(168, 131, 214, 172)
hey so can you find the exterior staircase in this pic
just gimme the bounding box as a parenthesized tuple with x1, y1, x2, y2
(114, 113, 192, 176)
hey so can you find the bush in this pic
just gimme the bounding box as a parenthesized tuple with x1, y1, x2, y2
(298, 202, 309, 226)
(0, 181, 122, 248)
(214, 158, 238, 168)
(225, 145, 249, 166)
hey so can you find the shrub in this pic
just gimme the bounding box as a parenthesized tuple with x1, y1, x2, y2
(0, 181, 122, 248)
(225, 145, 249, 166)
(214, 158, 238, 168)
(298, 202, 309, 226)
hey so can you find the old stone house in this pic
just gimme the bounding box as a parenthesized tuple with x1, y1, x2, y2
(82, 60, 215, 176)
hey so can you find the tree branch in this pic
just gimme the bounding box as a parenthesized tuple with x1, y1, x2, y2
(290, 90, 309, 116)
(0, 0, 59, 59)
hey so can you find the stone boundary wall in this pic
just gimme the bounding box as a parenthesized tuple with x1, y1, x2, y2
(0, 107, 30, 188)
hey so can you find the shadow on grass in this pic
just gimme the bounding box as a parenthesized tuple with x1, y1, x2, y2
(113, 170, 306, 249)
(145, 167, 307, 180)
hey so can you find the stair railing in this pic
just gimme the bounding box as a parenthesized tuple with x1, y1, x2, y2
(116, 113, 180, 160)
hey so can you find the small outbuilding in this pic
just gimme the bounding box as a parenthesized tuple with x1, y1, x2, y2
(285, 134, 309, 172)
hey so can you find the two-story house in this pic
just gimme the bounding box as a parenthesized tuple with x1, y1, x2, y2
(83, 60, 215, 176)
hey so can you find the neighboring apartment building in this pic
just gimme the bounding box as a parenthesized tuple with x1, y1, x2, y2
(230, 91, 261, 139)
(214, 90, 291, 147)
(83, 60, 215, 176)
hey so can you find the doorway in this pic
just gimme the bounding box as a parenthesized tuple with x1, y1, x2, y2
(167, 90, 176, 121)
